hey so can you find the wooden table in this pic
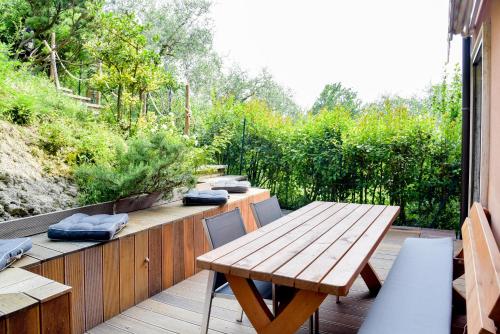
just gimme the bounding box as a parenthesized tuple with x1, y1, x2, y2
(197, 201, 400, 334)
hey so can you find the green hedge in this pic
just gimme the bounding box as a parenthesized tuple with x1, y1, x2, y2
(197, 77, 462, 231)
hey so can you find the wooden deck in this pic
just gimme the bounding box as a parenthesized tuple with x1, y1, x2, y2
(87, 228, 465, 334)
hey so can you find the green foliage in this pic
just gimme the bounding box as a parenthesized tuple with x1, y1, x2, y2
(198, 68, 463, 231)
(85, 10, 172, 127)
(0, 42, 124, 174)
(75, 131, 197, 204)
(312, 82, 361, 114)
(0, 0, 100, 63)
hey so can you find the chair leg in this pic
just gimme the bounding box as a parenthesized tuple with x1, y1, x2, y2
(272, 284, 277, 316)
(336, 295, 340, 304)
(314, 309, 319, 334)
(201, 271, 216, 334)
(309, 315, 314, 334)
(236, 307, 244, 323)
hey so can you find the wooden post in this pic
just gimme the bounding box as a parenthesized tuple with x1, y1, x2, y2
(184, 83, 191, 135)
(50, 32, 60, 89)
(96, 61, 102, 105)
(141, 92, 148, 115)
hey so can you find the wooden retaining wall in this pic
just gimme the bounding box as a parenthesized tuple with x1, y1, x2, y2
(9, 188, 269, 334)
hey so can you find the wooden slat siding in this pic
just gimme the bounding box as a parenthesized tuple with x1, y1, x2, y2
(134, 231, 149, 304)
(469, 203, 500, 322)
(25, 264, 41, 275)
(64, 251, 85, 334)
(148, 227, 163, 297)
(292, 205, 384, 291)
(119, 235, 135, 312)
(196, 201, 324, 268)
(84, 245, 104, 330)
(40, 293, 71, 334)
(193, 213, 205, 273)
(5, 304, 39, 334)
(183, 216, 195, 278)
(41, 257, 64, 283)
(162, 223, 174, 289)
(210, 202, 336, 274)
(319, 206, 400, 295)
(231, 203, 350, 278)
(173, 220, 185, 284)
(102, 240, 120, 320)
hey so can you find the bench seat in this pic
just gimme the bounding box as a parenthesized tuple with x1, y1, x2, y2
(359, 237, 453, 334)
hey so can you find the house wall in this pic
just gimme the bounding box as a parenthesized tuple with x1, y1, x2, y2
(484, 0, 500, 244)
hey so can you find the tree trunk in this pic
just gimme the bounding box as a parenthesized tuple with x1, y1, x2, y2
(117, 84, 123, 122)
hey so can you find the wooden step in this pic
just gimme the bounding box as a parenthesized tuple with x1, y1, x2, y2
(85, 103, 103, 110)
(62, 92, 91, 102)
(58, 87, 73, 94)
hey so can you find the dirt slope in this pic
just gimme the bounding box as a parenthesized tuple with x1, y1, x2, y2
(0, 121, 77, 221)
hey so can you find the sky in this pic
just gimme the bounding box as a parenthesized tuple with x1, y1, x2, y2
(210, 0, 462, 109)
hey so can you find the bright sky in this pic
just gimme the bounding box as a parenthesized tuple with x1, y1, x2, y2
(211, 0, 462, 109)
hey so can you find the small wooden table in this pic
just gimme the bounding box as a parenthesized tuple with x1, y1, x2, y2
(197, 201, 400, 334)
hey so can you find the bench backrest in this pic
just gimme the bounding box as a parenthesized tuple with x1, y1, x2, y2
(462, 202, 500, 333)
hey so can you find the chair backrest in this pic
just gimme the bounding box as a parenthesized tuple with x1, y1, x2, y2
(202, 208, 247, 290)
(462, 202, 500, 334)
(250, 196, 283, 228)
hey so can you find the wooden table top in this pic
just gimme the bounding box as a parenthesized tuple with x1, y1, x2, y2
(197, 201, 400, 295)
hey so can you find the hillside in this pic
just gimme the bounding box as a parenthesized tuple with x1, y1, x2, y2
(0, 121, 77, 221)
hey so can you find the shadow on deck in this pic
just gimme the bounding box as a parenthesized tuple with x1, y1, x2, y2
(87, 228, 464, 334)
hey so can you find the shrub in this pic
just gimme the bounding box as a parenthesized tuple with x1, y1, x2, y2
(75, 131, 197, 204)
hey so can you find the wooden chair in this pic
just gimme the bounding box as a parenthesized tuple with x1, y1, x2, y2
(200, 208, 274, 334)
(461, 202, 500, 334)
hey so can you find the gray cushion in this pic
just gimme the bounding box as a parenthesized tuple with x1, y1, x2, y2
(358, 237, 453, 334)
(0, 238, 32, 271)
(212, 181, 251, 193)
(47, 213, 128, 241)
(183, 190, 229, 206)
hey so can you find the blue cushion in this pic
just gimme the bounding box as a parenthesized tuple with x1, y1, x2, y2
(48, 213, 128, 241)
(358, 237, 453, 334)
(183, 190, 229, 206)
(215, 279, 273, 300)
(0, 238, 32, 271)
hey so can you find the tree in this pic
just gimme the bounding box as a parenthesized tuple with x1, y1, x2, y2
(312, 82, 361, 114)
(0, 0, 100, 63)
(85, 11, 173, 128)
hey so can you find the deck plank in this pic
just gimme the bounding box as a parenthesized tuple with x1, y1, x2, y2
(88, 228, 463, 334)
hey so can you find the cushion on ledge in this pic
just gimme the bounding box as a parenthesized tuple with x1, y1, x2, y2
(0, 238, 32, 271)
(183, 189, 229, 206)
(48, 213, 128, 241)
(211, 180, 251, 193)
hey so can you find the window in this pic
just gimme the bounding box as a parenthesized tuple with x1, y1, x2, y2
(470, 47, 482, 204)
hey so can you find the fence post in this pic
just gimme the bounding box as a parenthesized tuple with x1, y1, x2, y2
(49, 32, 60, 89)
(96, 61, 102, 105)
(239, 117, 246, 175)
(184, 83, 191, 135)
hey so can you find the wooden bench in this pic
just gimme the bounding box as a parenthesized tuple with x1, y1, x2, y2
(359, 202, 499, 334)
(0, 268, 72, 334)
(3, 188, 270, 334)
(461, 202, 500, 333)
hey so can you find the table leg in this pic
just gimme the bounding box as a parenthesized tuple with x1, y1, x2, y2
(225, 274, 327, 334)
(360, 262, 382, 296)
